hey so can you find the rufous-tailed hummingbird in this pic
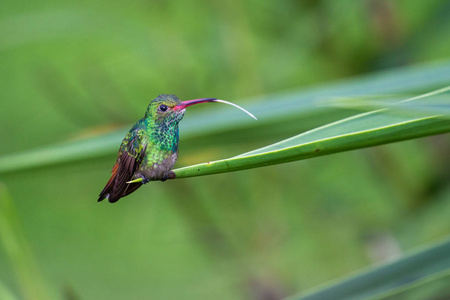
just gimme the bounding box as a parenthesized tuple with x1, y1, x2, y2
(98, 94, 256, 203)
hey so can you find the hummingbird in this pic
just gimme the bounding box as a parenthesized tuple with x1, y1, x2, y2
(98, 94, 256, 203)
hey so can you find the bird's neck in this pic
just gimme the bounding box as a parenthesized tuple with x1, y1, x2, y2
(147, 119, 179, 152)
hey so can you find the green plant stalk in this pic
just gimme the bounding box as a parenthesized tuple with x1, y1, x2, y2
(172, 114, 449, 179)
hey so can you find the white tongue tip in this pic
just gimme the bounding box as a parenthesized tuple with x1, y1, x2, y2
(212, 99, 257, 120)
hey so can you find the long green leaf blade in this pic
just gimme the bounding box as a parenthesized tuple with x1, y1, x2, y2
(287, 238, 450, 300)
(370, 269, 450, 300)
(172, 95, 450, 179)
(1, 61, 450, 174)
(0, 184, 55, 300)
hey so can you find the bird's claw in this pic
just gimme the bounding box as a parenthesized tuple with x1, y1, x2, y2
(161, 171, 176, 182)
(141, 175, 150, 184)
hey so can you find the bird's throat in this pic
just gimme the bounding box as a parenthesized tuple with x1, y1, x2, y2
(149, 122, 180, 152)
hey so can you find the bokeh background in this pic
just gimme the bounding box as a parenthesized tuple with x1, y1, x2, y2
(1, 0, 450, 299)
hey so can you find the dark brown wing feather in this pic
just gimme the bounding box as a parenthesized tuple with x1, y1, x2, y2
(98, 143, 146, 203)
(107, 151, 138, 203)
(98, 163, 119, 202)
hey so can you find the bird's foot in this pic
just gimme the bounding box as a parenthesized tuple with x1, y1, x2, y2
(161, 171, 176, 182)
(141, 175, 150, 184)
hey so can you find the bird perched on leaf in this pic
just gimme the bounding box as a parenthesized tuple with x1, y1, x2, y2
(98, 94, 256, 203)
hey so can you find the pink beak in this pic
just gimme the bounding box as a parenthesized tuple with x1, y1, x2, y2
(174, 98, 218, 110)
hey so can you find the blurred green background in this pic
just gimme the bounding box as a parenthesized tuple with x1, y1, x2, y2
(0, 0, 449, 299)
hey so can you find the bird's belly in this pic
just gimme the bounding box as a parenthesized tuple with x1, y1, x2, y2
(138, 151, 178, 180)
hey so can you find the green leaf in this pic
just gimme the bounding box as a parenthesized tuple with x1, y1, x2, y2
(371, 269, 450, 300)
(0, 184, 55, 300)
(1, 61, 450, 174)
(172, 89, 450, 179)
(287, 237, 450, 300)
(0, 280, 20, 300)
(327, 86, 450, 119)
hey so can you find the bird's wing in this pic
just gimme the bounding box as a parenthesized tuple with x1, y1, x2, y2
(98, 125, 147, 203)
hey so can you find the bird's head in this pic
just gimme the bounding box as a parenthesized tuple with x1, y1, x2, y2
(145, 94, 257, 126)
(145, 94, 220, 125)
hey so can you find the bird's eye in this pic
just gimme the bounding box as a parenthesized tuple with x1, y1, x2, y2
(159, 105, 168, 112)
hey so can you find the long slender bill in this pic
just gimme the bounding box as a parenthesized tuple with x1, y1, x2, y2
(175, 98, 257, 120)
